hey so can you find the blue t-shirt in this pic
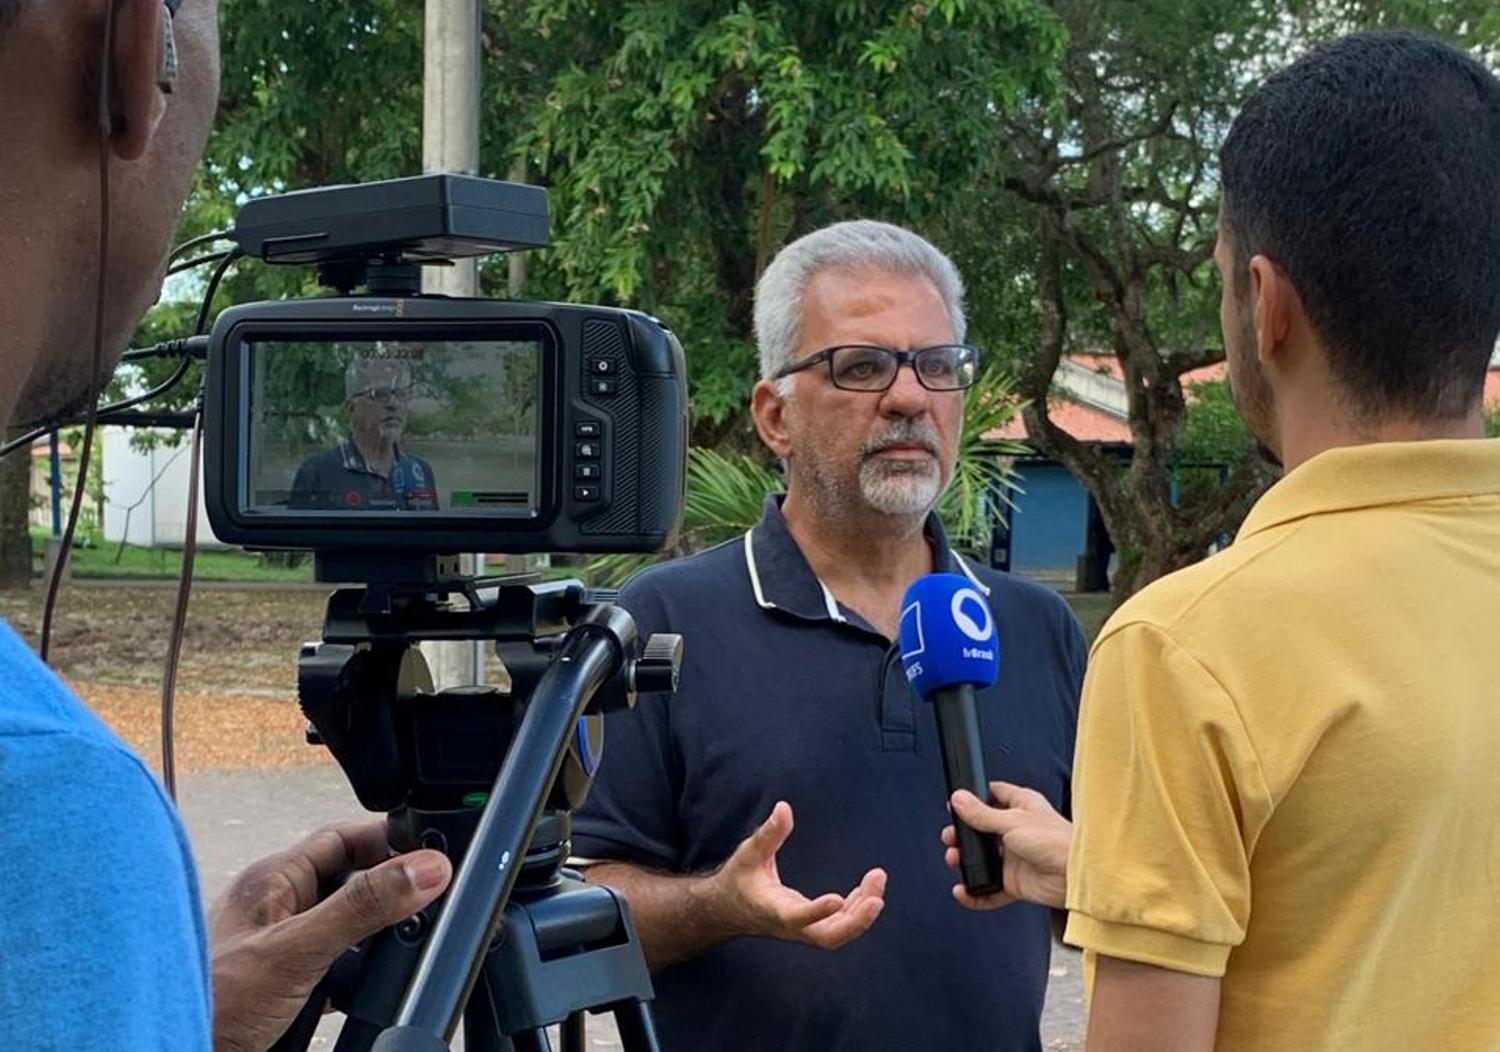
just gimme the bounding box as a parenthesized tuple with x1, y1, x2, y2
(573, 498, 1088, 1052)
(0, 621, 211, 1050)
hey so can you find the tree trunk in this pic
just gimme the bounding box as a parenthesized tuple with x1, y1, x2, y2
(1017, 215, 1274, 611)
(0, 432, 34, 589)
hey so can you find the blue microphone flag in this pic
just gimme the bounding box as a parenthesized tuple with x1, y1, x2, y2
(898, 573, 1000, 697)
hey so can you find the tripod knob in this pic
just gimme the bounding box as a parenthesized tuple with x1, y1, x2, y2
(630, 633, 683, 695)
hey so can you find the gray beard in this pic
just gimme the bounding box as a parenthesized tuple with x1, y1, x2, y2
(793, 418, 947, 524)
(859, 455, 942, 515)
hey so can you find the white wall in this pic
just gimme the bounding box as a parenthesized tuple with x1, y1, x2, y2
(101, 427, 224, 548)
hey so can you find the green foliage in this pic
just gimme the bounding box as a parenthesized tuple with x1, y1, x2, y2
(132, 0, 1070, 453)
(1177, 380, 1254, 466)
(935, 369, 1028, 555)
(509, 0, 1066, 439)
(1487, 404, 1500, 439)
(117, 0, 1500, 599)
(586, 445, 779, 586)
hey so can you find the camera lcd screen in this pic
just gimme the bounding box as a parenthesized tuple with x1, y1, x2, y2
(241, 338, 543, 516)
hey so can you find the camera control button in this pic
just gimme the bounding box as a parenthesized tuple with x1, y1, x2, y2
(589, 378, 618, 396)
(575, 420, 601, 438)
(588, 358, 617, 375)
(575, 464, 601, 481)
(575, 484, 601, 502)
(575, 441, 600, 460)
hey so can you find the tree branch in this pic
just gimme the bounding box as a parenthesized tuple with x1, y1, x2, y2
(1179, 449, 1277, 541)
(1055, 101, 1180, 169)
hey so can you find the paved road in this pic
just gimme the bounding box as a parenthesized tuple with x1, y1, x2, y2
(180, 765, 1086, 1050)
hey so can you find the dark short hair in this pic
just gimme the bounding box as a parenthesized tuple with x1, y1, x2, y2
(1221, 31, 1500, 420)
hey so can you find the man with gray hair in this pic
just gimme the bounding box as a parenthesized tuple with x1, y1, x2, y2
(289, 355, 440, 510)
(572, 220, 1087, 1050)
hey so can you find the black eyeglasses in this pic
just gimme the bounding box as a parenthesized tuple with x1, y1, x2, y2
(773, 344, 980, 392)
(352, 385, 411, 404)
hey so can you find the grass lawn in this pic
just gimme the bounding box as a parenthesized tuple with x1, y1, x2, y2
(30, 531, 313, 583)
(1062, 591, 1113, 643)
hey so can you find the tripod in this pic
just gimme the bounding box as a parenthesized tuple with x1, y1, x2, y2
(272, 561, 680, 1052)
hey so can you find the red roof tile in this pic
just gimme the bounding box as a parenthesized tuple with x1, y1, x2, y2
(989, 399, 1132, 444)
(992, 366, 1500, 447)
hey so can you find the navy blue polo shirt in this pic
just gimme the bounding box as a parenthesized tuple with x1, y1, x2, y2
(288, 438, 440, 510)
(573, 497, 1087, 1052)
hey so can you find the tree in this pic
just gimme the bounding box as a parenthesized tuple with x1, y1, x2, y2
(0, 432, 31, 588)
(109, 0, 1497, 607)
(950, 0, 1500, 604)
(508, 0, 1066, 444)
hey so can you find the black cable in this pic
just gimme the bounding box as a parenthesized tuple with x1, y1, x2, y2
(159, 407, 204, 800)
(157, 247, 241, 798)
(0, 339, 208, 459)
(169, 229, 233, 264)
(167, 250, 231, 276)
(96, 354, 196, 423)
(196, 249, 242, 334)
(121, 335, 211, 363)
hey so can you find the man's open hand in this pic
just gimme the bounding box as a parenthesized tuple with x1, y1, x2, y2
(942, 782, 1071, 911)
(708, 801, 886, 950)
(208, 820, 452, 1052)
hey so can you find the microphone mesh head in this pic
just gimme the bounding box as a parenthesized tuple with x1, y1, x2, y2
(898, 573, 1000, 696)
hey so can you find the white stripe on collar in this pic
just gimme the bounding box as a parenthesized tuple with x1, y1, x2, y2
(818, 581, 848, 624)
(745, 525, 847, 621)
(743, 529, 776, 610)
(953, 553, 992, 596)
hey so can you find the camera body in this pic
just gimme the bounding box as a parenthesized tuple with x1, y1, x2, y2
(200, 174, 688, 560)
(203, 295, 688, 555)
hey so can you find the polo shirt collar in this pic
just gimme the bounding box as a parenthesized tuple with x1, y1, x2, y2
(743, 494, 990, 623)
(1238, 438, 1500, 541)
(340, 436, 404, 478)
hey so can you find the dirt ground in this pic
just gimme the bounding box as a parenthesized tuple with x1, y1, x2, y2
(0, 581, 333, 773)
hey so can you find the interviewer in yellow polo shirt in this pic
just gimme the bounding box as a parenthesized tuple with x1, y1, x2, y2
(941, 31, 1500, 1052)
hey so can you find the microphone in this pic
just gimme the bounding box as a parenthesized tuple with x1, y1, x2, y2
(898, 573, 1003, 897)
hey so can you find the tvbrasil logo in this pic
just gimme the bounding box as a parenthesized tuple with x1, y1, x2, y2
(950, 587, 994, 643)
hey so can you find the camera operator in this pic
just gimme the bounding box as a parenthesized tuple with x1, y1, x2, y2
(571, 221, 1088, 1051)
(941, 32, 1500, 1052)
(288, 358, 441, 511)
(0, 2, 451, 1048)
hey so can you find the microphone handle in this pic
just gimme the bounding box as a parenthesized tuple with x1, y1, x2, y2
(933, 684, 1004, 896)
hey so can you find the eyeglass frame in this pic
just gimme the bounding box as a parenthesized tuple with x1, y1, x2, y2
(349, 385, 412, 405)
(770, 343, 981, 392)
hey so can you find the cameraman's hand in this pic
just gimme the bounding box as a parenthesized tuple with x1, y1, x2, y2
(707, 801, 886, 950)
(943, 782, 1071, 911)
(208, 820, 452, 1052)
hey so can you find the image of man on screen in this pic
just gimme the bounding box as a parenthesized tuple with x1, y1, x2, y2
(289, 358, 441, 510)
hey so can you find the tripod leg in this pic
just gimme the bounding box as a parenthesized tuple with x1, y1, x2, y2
(462, 979, 514, 1052)
(510, 1029, 552, 1052)
(613, 1001, 663, 1052)
(268, 987, 327, 1052)
(559, 1011, 586, 1052)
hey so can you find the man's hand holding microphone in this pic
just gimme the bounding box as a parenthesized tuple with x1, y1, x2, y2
(898, 573, 1072, 913)
(944, 783, 1071, 910)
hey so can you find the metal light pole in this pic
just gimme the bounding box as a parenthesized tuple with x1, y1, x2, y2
(420, 0, 486, 688)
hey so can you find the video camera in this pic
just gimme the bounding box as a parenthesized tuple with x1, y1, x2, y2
(203, 173, 689, 567)
(194, 175, 687, 1052)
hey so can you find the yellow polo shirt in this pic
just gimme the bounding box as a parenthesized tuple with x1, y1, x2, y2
(1065, 439, 1500, 1050)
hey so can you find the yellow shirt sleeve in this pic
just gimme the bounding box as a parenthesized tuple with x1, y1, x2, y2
(1064, 620, 1276, 977)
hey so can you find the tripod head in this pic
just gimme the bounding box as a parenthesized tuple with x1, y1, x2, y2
(285, 569, 681, 1049)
